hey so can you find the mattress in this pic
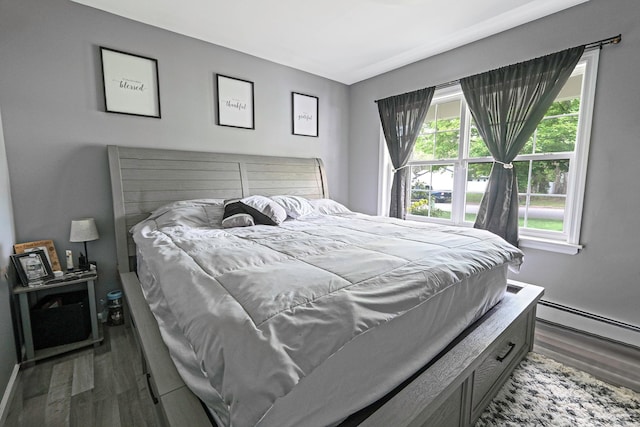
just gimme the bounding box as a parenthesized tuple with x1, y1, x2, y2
(131, 199, 523, 426)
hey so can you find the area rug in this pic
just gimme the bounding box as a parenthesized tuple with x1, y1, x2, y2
(475, 352, 640, 426)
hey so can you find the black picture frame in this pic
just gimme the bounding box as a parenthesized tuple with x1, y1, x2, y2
(100, 46, 161, 118)
(11, 250, 55, 286)
(292, 92, 319, 137)
(216, 74, 255, 129)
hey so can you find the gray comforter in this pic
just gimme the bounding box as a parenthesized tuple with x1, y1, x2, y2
(132, 205, 523, 426)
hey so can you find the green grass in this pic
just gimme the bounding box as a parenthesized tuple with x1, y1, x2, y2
(410, 208, 451, 219)
(412, 210, 564, 232)
(464, 213, 564, 231)
(519, 218, 564, 231)
(466, 193, 566, 209)
(412, 195, 565, 232)
(466, 193, 483, 204)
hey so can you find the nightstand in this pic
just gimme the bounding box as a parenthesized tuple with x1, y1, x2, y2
(12, 271, 103, 363)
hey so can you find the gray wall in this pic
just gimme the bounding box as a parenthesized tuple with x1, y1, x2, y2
(0, 0, 350, 302)
(349, 0, 640, 345)
(0, 106, 18, 406)
(0, 0, 637, 384)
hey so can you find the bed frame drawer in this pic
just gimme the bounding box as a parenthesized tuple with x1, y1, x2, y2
(471, 315, 528, 418)
(422, 383, 463, 427)
(360, 282, 542, 427)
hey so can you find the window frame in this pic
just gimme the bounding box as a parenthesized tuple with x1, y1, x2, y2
(385, 50, 599, 254)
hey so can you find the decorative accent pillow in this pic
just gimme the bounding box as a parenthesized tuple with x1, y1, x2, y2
(271, 195, 315, 219)
(308, 198, 352, 215)
(222, 199, 255, 228)
(239, 195, 287, 225)
(222, 213, 254, 228)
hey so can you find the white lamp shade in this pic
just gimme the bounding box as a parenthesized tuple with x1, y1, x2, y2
(70, 218, 100, 242)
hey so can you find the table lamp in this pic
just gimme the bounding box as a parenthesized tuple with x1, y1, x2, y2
(70, 218, 99, 270)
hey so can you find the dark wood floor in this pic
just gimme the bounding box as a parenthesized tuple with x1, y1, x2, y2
(4, 324, 159, 427)
(533, 320, 640, 392)
(6, 319, 638, 426)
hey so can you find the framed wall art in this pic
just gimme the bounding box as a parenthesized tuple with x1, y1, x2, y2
(14, 240, 61, 272)
(216, 74, 255, 129)
(100, 47, 161, 118)
(292, 92, 318, 137)
(11, 250, 54, 286)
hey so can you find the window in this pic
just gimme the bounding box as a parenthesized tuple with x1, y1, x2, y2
(399, 50, 599, 254)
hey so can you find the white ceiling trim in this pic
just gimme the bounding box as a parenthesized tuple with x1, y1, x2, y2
(352, 0, 588, 83)
(70, 0, 588, 85)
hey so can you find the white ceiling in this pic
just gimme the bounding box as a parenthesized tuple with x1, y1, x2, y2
(71, 0, 588, 85)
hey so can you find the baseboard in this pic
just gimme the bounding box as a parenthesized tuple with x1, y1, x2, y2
(0, 364, 20, 426)
(534, 319, 640, 392)
(536, 301, 640, 348)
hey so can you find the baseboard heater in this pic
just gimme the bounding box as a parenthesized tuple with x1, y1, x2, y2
(538, 299, 640, 334)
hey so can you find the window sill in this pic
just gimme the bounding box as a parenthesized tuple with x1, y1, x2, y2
(405, 215, 583, 254)
(518, 236, 582, 255)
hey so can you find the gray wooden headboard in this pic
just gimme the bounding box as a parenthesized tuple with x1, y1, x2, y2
(108, 145, 329, 273)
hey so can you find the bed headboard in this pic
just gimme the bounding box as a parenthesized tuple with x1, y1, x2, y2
(108, 145, 329, 273)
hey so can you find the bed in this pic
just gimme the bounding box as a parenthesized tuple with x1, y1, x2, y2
(108, 145, 543, 427)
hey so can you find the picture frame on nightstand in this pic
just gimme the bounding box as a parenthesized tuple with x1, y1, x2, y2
(10, 250, 55, 286)
(14, 239, 61, 272)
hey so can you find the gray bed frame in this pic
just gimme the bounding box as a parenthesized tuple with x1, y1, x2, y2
(108, 145, 543, 427)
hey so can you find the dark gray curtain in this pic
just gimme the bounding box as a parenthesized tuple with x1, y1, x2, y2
(377, 87, 435, 219)
(460, 46, 584, 245)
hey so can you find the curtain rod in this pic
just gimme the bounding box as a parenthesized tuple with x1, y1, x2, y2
(584, 33, 622, 50)
(374, 34, 622, 103)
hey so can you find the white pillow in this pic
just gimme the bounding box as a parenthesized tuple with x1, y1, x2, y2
(239, 195, 287, 225)
(308, 198, 352, 215)
(133, 199, 226, 231)
(271, 195, 315, 219)
(221, 213, 255, 228)
(146, 199, 225, 219)
(152, 206, 210, 229)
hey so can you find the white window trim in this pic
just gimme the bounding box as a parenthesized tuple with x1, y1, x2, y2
(519, 236, 582, 255)
(380, 50, 599, 254)
(564, 49, 599, 246)
(517, 49, 598, 254)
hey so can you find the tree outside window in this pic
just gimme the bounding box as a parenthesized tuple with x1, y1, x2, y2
(403, 50, 597, 253)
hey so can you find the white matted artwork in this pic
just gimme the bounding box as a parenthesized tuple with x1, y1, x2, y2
(100, 47, 161, 118)
(292, 92, 319, 137)
(216, 74, 255, 129)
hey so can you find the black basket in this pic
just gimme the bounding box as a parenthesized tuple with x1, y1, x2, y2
(31, 290, 91, 350)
